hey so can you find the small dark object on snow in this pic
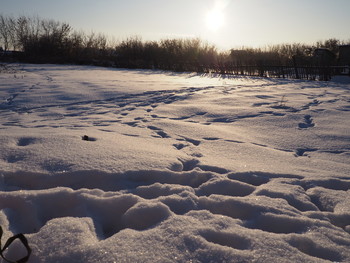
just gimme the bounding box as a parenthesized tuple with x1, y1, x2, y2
(82, 135, 97, 141)
(0, 225, 31, 263)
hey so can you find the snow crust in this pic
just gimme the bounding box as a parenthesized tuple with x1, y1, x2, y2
(0, 64, 349, 262)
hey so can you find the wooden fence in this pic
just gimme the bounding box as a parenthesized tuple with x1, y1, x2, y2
(2, 50, 349, 81)
(201, 65, 350, 81)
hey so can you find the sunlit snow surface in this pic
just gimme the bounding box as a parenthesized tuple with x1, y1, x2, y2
(0, 64, 349, 263)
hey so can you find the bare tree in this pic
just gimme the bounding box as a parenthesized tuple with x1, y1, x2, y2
(0, 14, 11, 51)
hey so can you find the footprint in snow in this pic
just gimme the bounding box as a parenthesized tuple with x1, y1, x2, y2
(173, 143, 187, 150)
(17, 137, 37, 146)
(177, 136, 201, 146)
(298, 115, 315, 129)
(156, 130, 170, 138)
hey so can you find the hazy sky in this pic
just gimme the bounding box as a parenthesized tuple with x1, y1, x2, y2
(1, 0, 349, 50)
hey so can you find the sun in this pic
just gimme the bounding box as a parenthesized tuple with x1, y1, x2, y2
(205, 9, 225, 31)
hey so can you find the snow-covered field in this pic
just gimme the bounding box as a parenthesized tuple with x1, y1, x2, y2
(0, 64, 349, 263)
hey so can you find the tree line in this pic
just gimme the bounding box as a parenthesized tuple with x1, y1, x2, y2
(1, 14, 349, 72)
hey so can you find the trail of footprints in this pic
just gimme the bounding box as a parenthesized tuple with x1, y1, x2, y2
(90, 90, 339, 163)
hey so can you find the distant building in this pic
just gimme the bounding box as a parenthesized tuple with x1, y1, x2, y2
(338, 45, 350, 66)
(313, 48, 336, 66)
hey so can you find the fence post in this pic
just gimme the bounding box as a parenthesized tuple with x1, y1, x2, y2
(292, 56, 300, 79)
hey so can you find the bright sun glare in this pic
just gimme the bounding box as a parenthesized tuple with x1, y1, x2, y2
(206, 9, 225, 31)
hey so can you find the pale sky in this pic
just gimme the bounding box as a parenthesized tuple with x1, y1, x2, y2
(1, 0, 349, 50)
